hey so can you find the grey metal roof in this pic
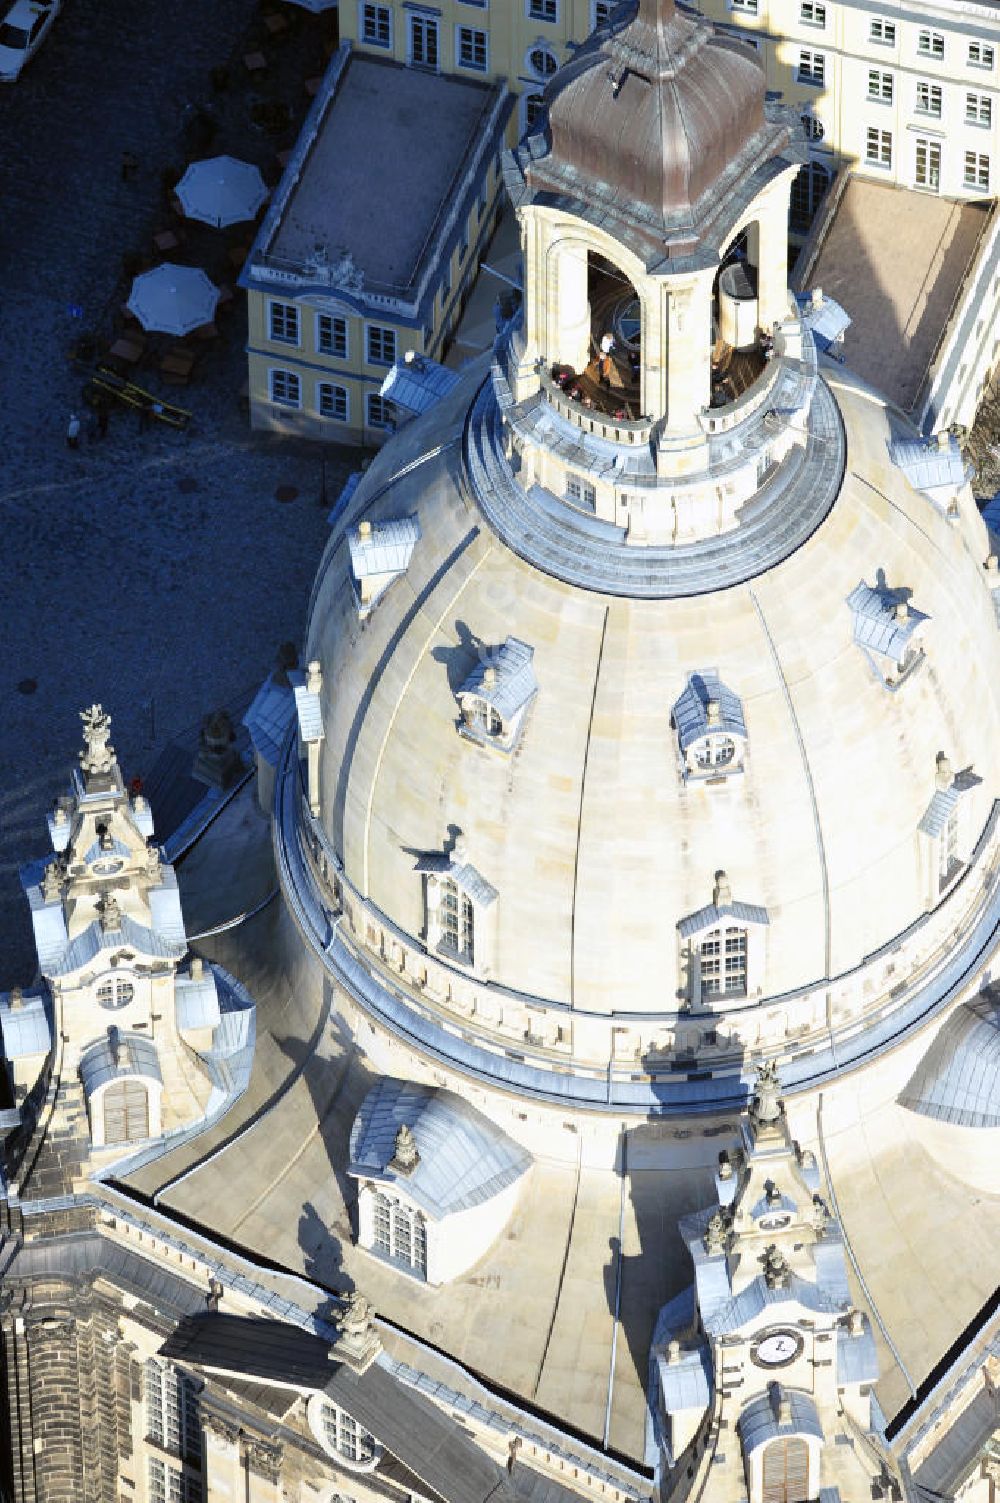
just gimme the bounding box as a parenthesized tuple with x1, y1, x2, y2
(292, 682, 324, 744)
(796, 291, 851, 349)
(738, 1389, 824, 1452)
(671, 670, 746, 753)
(349, 515, 421, 580)
(148, 869, 188, 946)
(899, 995, 1000, 1127)
(81, 836, 132, 863)
(459, 637, 538, 722)
(846, 580, 928, 661)
(175, 970, 222, 1032)
(46, 912, 184, 977)
(677, 899, 769, 939)
(0, 992, 52, 1058)
(382, 355, 460, 416)
(79, 1031, 162, 1097)
(7, 1231, 207, 1316)
(658, 1341, 712, 1413)
(349, 1077, 531, 1218)
(414, 853, 499, 909)
(242, 676, 296, 768)
(919, 770, 981, 838)
(704, 1274, 846, 1337)
(836, 1321, 879, 1386)
(911, 1384, 999, 1495)
(888, 435, 969, 493)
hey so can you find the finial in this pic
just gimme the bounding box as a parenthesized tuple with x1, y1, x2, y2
(390, 1122, 420, 1174)
(452, 831, 469, 866)
(206, 1277, 224, 1313)
(358, 519, 372, 539)
(41, 861, 63, 904)
(713, 870, 732, 908)
(79, 704, 115, 779)
(986, 554, 1000, 583)
(751, 1058, 782, 1126)
(704, 1210, 728, 1255)
(332, 1288, 382, 1373)
(667, 1338, 681, 1364)
(190, 957, 204, 982)
(98, 892, 123, 932)
(10, 987, 23, 1012)
(483, 665, 497, 691)
(762, 1244, 790, 1289)
(811, 286, 824, 309)
(306, 659, 322, 695)
(935, 752, 953, 791)
(894, 600, 908, 622)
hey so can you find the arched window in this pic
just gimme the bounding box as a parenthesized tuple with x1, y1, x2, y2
(470, 699, 504, 737)
(144, 1359, 200, 1464)
(440, 878, 474, 965)
(761, 1436, 809, 1502)
(699, 926, 748, 998)
(103, 1078, 149, 1144)
(789, 161, 830, 233)
(524, 93, 546, 132)
(318, 1401, 377, 1467)
(800, 111, 825, 141)
(693, 735, 737, 770)
(371, 1189, 429, 1276)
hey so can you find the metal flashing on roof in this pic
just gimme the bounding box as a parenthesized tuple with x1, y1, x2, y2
(382, 354, 461, 416)
(836, 1321, 879, 1387)
(899, 994, 1000, 1127)
(738, 1388, 824, 1451)
(79, 1031, 162, 1099)
(459, 638, 538, 723)
(672, 670, 747, 753)
(0, 992, 52, 1059)
(846, 579, 928, 663)
(175, 970, 222, 1032)
(292, 683, 324, 745)
(888, 434, 969, 495)
(657, 1342, 712, 1414)
(243, 676, 296, 768)
(678, 899, 769, 939)
(414, 853, 498, 909)
(919, 768, 981, 838)
(349, 1076, 531, 1219)
(349, 515, 422, 580)
(796, 291, 851, 350)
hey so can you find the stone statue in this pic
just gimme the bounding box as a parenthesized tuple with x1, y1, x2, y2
(41, 861, 63, 904)
(98, 892, 123, 932)
(762, 1243, 791, 1289)
(704, 1210, 728, 1256)
(751, 1059, 782, 1126)
(809, 1195, 830, 1233)
(79, 704, 115, 777)
(336, 1289, 374, 1339)
(390, 1122, 420, 1174)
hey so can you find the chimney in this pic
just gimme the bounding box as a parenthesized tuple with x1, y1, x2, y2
(306, 659, 322, 695)
(894, 601, 908, 622)
(358, 519, 372, 540)
(483, 666, 497, 691)
(811, 287, 823, 309)
(190, 958, 203, 982)
(936, 752, 953, 791)
(706, 698, 721, 727)
(713, 871, 733, 908)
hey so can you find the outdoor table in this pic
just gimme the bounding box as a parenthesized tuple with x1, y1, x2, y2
(243, 51, 267, 72)
(109, 337, 144, 364)
(153, 229, 181, 252)
(161, 350, 195, 378)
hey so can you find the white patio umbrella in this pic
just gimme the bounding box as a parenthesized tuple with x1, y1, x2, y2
(127, 264, 219, 335)
(176, 155, 269, 230)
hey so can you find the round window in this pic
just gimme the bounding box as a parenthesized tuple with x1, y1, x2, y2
(529, 45, 558, 77)
(97, 978, 134, 1010)
(307, 1396, 380, 1472)
(801, 113, 825, 141)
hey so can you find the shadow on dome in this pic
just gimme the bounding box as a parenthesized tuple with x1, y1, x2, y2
(898, 993, 1000, 1191)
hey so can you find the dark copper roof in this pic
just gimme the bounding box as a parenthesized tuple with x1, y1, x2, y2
(514, 0, 795, 265)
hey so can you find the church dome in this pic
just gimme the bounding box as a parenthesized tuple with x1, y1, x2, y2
(522, 0, 791, 258)
(301, 360, 1000, 1075)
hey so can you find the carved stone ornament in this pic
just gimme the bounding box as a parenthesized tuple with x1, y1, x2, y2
(762, 1243, 791, 1289)
(42, 861, 64, 904)
(390, 1122, 420, 1175)
(751, 1059, 782, 1126)
(79, 704, 115, 777)
(203, 1410, 242, 1446)
(241, 1435, 283, 1481)
(336, 1289, 374, 1339)
(332, 1289, 382, 1374)
(98, 892, 123, 933)
(704, 1210, 728, 1256)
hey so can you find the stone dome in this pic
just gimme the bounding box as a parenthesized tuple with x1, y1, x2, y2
(303, 360, 1000, 1061)
(523, 0, 791, 257)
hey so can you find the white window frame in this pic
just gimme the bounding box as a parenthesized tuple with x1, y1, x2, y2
(917, 28, 945, 59)
(439, 876, 475, 964)
(915, 79, 943, 116)
(915, 136, 942, 190)
(964, 149, 990, 189)
(145, 1359, 201, 1465)
(369, 1187, 429, 1275)
(365, 392, 396, 430)
(359, 0, 392, 48)
(97, 975, 135, 1009)
(698, 924, 749, 999)
(797, 48, 825, 85)
(866, 126, 893, 166)
(318, 382, 349, 422)
(457, 22, 488, 69)
(527, 41, 558, 76)
(867, 68, 893, 103)
(307, 1395, 380, 1473)
(592, 0, 615, 25)
(268, 368, 301, 408)
(565, 472, 597, 509)
(869, 16, 896, 45)
(966, 91, 992, 126)
(800, 1, 826, 26)
(268, 299, 299, 346)
(148, 1456, 202, 1503)
(315, 310, 348, 358)
(527, 0, 559, 21)
(408, 12, 439, 69)
(365, 322, 397, 366)
(523, 91, 547, 132)
(730, 0, 759, 13)
(969, 40, 995, 69)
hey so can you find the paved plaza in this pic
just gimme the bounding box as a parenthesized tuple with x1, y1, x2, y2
(0, 0, 355, 980)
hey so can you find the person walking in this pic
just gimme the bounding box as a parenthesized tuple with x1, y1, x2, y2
(599, 330, 615, 389)
(66, 413, 81, 449)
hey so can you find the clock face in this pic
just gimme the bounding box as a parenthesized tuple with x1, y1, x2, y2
(752, 1329, 803, 1368)
(758, 1211, 791, 1231)
(91, 858, 123, 876)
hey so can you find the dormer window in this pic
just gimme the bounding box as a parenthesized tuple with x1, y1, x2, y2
(919, 752, 982, 898)
(457, 637, 538, 753)
(415, 834, 498, 976)
(847, 577, 928, 689)
(678, 873, 769, 1008)
(888, 432, 968, 509)
(348, 514, 421, 620)
(672, 672, 747, 781)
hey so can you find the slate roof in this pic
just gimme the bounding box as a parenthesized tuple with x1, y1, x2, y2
(7, 1231, 207, 1316)
(349, 1077, 532, 1219)
(888, 435, 968, 493)
(911, 1385, 1000, 1496)
(414, 853, 499, 908)
(738, 1389, 824, 1451)
(671, 670, 746, 753)
(846, 580, 928, 661)
(918, 768, 982, 838)
(459, 638, 538, 722)
(0, 992, 52, 1058)
(382, 355, 460, 416)
(175, 969, 222, 1032)
(80, 1031, 162, 1097)
(46, 912, 185, 976)
(292, 681, 324, 743)
(161, 1313, 580, 1503)
(899, 995, 1000, 1127)
(796, 291, 851, 349)
(836, 1321, 879, 1386)
(703, 1274, 847, 1336)
(242, 676, 296, 768)
(677, 898, 769, 938)
(349, 516, 421, 580)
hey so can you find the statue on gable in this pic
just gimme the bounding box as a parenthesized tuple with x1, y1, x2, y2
(751, 1058, 782, 1127)
(79, 704, 115, 779)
